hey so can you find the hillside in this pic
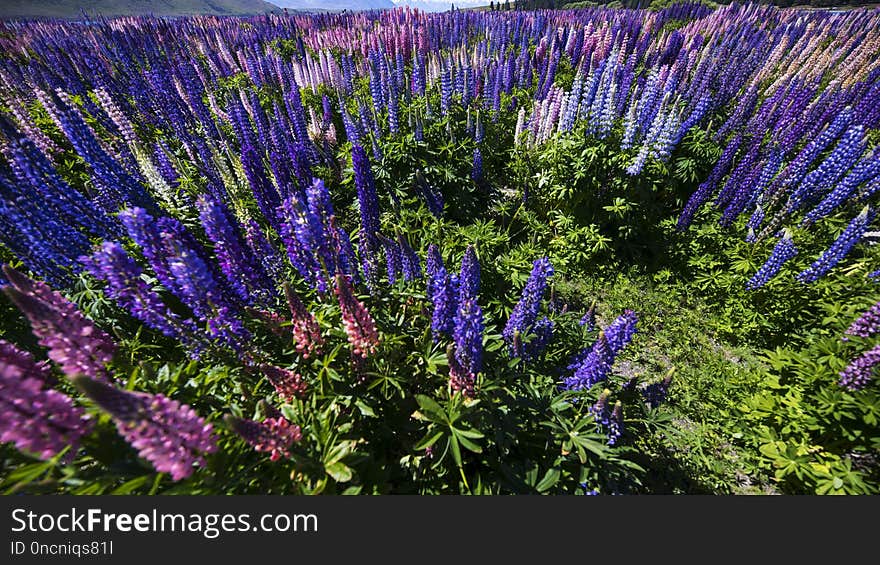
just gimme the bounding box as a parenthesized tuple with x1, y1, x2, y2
(269, 0, 394, 11)
(0, 0, 279, 19)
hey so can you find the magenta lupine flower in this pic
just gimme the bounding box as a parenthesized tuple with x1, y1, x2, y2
(283, 283, 324, 358)
(844, 301, 880, 339)
(260, 364, 308, 401)
(226, 415, 302, 462)
(839, 344, 880, 391)
(447, 343, 475, 398)
(0, 340, 92, 461)
(334, 274, 379, 359)
(2, 265, 116, 381)
(73, 377, 217, 481)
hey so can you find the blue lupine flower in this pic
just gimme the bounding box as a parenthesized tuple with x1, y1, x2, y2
(503, 257, 554, 358)
(471, 147, 483, 182)
(458, 245, 480, 303)
(453, 297, 484, 377)
(746, 230, 798, 290)
(797, 207, 876, 283)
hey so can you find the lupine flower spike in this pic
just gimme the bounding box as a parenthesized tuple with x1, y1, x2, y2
(74, 376, 217, 481)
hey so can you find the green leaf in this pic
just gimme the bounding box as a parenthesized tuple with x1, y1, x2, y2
(449, 434, 463, 468)
(414, 431, 445, 451)
(414, 394, 448, 424)
(325, 462, 353, 483)
(355, 399, 377, 417)
(454, 431, 483, 454)
(535, 468, 560, 493)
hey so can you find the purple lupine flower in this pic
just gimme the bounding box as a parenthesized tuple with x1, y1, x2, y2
(564, 332, 613, 391)
(0, 340, 92, 461)
(226, 415, 302, 462)
(73, 377, 217, 481)
(453, 297, 484, 378)
(839, 344, 880, 391)
(797, 207, 876, 284)
(398, 235, 422, 282)
(503, 257, 554, 358)
(804, 153, 880, 225)
(2, 265, 116, 381)
(677, 134, 743, 230)
(81, 242, 205, 355)
(607, 401, 624, 446)
(641, 371, 674, 409)
(579, 303, 597, 331)
(378, 234, 403, 285)
(590, 388, 612, 428)
(746, 230, 798, 290)
(352, 144, 381, 286)
(523, 316, 554, 361)
(604, 310, 638, 355)
(471, 147, 483, 182)
(244, 219, 285, 284)
(845, 301, 880, 339)
(458, 245, 480, 303)
(427, 246, 456, 340)
(277, 195, 325, 291)
(197, 195, 276, 307)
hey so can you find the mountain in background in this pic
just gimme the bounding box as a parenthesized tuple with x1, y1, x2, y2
(392, 0, 489, 12)
(268, 0, 394, 11)
(0, 0, 280, 19)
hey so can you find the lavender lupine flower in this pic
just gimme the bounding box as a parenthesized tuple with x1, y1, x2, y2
(259, 364, 308, 401)
(74, 377, 217, 481)
(0, 340, 92, 461)
(2, 265, 116, 381)
(81, 242, 205, 355)
(838, 344, 880, 391)
(746, 230, 798, 290)
(226, 415, 302, 462)
(283, 283, 323, 358)
(503, 257, 554, 358)
(334, 274, 380, 360)
(845, 301, 880, 339)
(797, 207, 876, 283)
